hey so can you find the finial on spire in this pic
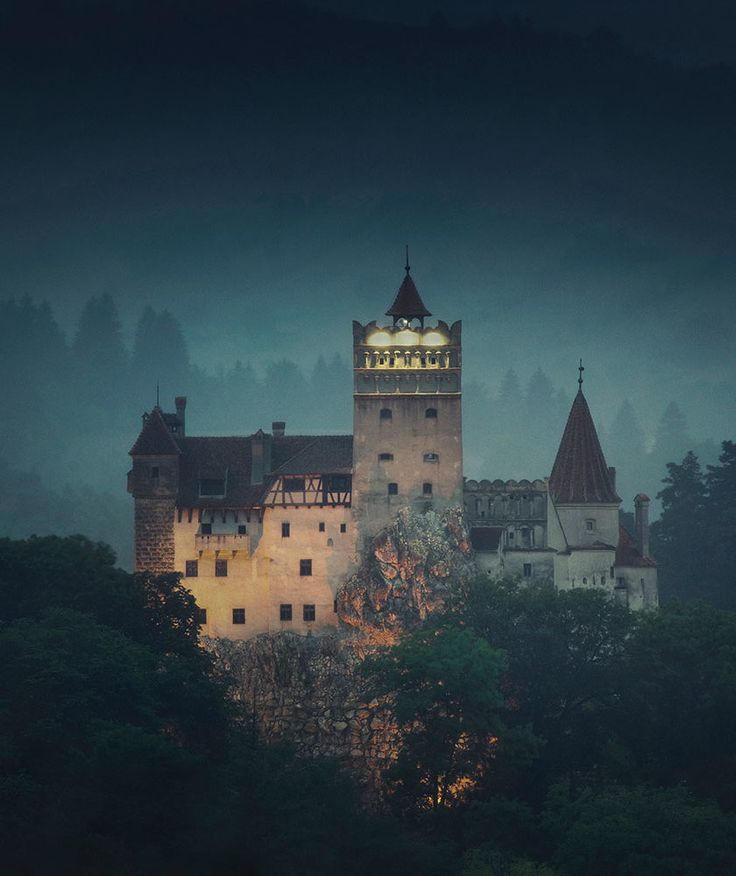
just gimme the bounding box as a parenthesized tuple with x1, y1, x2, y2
(405, 244, 410, 274)
(578, 359, 584, 389)
(156, 382, 160, 408)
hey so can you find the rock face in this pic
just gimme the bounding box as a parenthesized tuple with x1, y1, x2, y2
(208, 507, 474, 805)
(337, 507, 473, 648)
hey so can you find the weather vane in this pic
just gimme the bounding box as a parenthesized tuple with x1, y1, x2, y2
(578, 359, 584, 389)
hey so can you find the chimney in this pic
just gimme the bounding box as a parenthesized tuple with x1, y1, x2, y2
(251, 429, 273, 485)
(175, 396, 187, 437)
(634, 494, 650, 558)
(272, 421, 286, 438)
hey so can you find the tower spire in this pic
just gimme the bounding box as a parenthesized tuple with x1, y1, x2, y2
(578, 359, 584, 390)
(405, 244, 410, 273)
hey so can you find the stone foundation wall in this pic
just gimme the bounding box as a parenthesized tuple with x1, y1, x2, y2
(134, 497, 176, 572)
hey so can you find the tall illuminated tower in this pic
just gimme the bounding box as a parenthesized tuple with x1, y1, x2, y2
(351, 258, 463, 540)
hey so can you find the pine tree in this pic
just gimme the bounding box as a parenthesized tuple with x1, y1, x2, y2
(651, 451, 707, 602)
(705, 441, 736, 609)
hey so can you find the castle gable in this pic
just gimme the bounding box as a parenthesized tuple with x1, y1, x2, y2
(129, 408, 181, 456)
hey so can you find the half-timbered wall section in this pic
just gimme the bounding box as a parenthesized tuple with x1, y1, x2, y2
(264, 474, 352, 507)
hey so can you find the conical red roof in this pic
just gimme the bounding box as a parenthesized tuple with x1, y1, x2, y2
(129, 407, 181, 456)
(549, 390, 620, 504)
(385, 272, 432, 319)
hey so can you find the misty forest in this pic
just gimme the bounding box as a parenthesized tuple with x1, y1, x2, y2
(2, 1, 736, 874)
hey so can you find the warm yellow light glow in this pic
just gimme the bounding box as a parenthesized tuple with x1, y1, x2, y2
(421, 331, 448, 346)
(366, 330, 392, 347)
(394, 329, 420, 345)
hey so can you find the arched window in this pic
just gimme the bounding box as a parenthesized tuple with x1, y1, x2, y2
(425, 408, 438, 419)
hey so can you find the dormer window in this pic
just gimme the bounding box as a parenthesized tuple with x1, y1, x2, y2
(200, 478, 225, 497)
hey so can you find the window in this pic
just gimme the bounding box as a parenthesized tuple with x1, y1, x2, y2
(237, 525, 247, 535)
(283, 477, 306, 492)
(380, 408, 392, 420)
(340, 523, 347, 533)
(388, 482, 398, 495)
(616, 577, 626, 588)
(185, 560, 198, 578)
(610, 566, 615, 578)
(319, 521, 325, 532)
(281, 521, 290, 538)
(601, 574, 606, 585)
(586, 519, 596, 531)
(325, 475, 350, 492)
(425, 408, 438, 419)
(523, 563, 532, 578)
(232, 608, 245, 624)
(378, 452, 394, 461)
(150, 466, 160, 481)
(303, 604, 316, 622)
(582, 577, 587, 585)
(201, 523, 212, 535)
(333, 599, 338, 613)
(280, 603, 292, 621)
(215, 559, 228, 577)
(200, 478, 225, 497)
(195, 607, 207, 625)
(300, 559, 312, 576)
(423, 482, 433, 495)
(423, 452, 439, 462)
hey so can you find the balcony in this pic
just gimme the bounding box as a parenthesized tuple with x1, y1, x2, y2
(195, 533, 250, 556)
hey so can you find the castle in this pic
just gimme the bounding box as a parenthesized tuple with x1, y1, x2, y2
(128, 264, 657, 638)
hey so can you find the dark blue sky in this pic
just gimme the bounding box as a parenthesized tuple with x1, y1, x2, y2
(1, 0, 735, 447)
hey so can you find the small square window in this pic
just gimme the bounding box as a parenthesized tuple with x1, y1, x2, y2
(215, 559, 228, 577)
(340, 523, 347, 533)
(300, 559, 312, 576)
(151, 466, 160, 480)
(201, 523, 212, 535)
(282, 522, 290, 538)
(319, 522, 325, 532)
(523, 563, 532, 578)
(380, 408, 392, 420)
(423, 482, 433, 495)
(237, 525, 247, 535)
(185, 560, 198, 578)
(586, 519, 595, 531)
(195, 607, 207, 625)
(388, 482, 398, 495)
(232, 608, 245, 624)
(303, 604, 316, 622)
(280, 603, 292, 621)
(425, 408, 438, 419)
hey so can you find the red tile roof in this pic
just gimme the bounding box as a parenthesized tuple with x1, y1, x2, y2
(129, 408, 181, 456)
(616, 526, 657, 568)
(385, 272, 432, 319)
(549, 390, 620, 504)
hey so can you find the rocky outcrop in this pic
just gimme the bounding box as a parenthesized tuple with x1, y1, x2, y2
(207, 507, 475, 805)
(337, 506, 474, 648)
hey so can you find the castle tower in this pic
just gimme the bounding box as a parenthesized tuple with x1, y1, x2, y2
(352, 260, 463, 540)
(127, 405, 182, 572)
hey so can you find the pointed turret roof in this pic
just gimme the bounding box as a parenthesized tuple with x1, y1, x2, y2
(549, 390, 620, 504)
(129, 407, 181, 456)
(385, 271, 432, 320)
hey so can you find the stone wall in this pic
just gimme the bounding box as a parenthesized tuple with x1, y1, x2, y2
(134, 497, 176, 572)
